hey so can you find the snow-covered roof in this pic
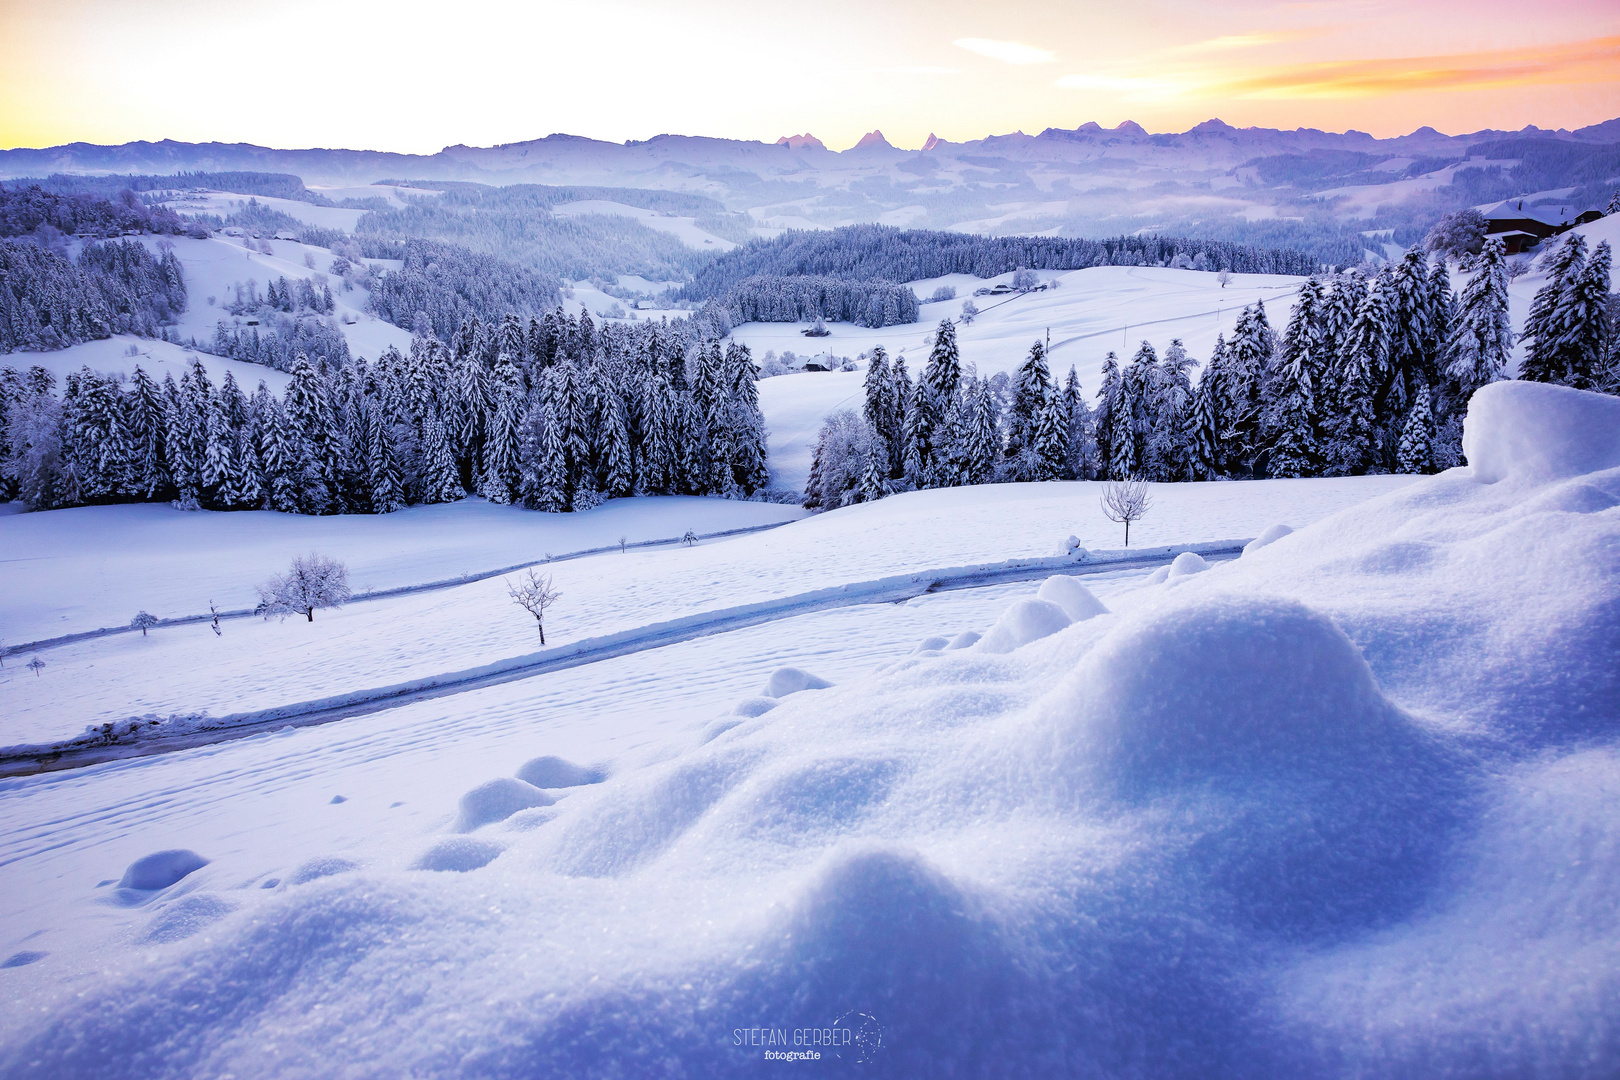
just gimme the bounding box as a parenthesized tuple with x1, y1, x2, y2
(1480, 199, 1595, 227)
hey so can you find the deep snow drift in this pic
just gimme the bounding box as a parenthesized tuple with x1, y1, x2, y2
(0, 383, 1616, 1077)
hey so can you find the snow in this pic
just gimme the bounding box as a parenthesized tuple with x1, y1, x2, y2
(973, 596, 1071, 652)
(0, 495, 805, 646)
(116, 849, 208, 891)
(0, 477, 1409, 749)
(158, 189, 368, 232)
(132, 234, 412, 361)
(453, 778, 554, 832)
(0, 381, 1615, 1076)
(1035, 574, 1109, 621)
(1463, 375, 1620, 485)
(729, 266, 1308, 392)
(4, 335, 292, 394)
(549, 200, 737, 251)
(760, 666, 833, 697)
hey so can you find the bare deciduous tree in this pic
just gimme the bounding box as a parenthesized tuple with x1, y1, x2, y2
(27, 656, 46, 677)
(507, 569, 561, 644)
(130, 611, 159, 637)
(1100, 479, 1152, 547)
(257, 553, 353, 622)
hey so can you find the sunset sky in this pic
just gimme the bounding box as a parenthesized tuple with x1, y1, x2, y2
(2, 0, 1618, 153)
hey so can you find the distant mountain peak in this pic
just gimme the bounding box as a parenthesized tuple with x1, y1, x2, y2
(1190, 118, 1234, 133)
(1114, 120, 1147, 136)
(776, 133, 826, 151)
(922, 132, 940, 151)
(853, 130, 892, 150)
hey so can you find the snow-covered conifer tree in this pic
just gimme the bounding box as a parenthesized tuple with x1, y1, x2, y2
(1396, 382, 1433, 474)
(1445, 237, 1512, 401)
(1521, 233, 1587, 385)
(1268, 278, 1326, 478)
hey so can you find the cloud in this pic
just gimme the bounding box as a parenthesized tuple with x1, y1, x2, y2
(1224, 36, 1620, 99)
(1170, 32, 1316, 55)
(1055, 35, 1620, 103)
(953, 38, 1056, 66)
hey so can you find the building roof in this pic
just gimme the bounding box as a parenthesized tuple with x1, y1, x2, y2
(1480, 199, 1597, 228)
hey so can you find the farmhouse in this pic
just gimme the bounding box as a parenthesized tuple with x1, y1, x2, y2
(1481, 199, 1604, 253)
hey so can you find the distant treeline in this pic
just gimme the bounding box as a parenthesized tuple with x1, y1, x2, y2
(11, 171, 386, 209)
(685, 225, 1323, 300)
(0, 238, 187, 351)
(0, 185, 200, 240)
(721, 275, 920, 328)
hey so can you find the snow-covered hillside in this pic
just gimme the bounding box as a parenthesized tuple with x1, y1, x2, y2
(0, 380, 1614, 1077)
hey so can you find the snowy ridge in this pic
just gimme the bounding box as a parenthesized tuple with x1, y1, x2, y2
(0, 540, 1248, 773)
(2, 520, 794, 658)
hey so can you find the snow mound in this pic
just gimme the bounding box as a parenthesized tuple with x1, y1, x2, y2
(1520, 478, 1620, 516)
(912, 635, 950, 653)
(290, 857, 359, 885)
(976, 598, 1072, 654)
(454, 778, 555, 832)
(1041, 595, 1463, 930)
(730, 696, 778, 718)
(1464, 381, 1620, 484)
(1035, 575, 1109, 621)
(412, 837, 505, 873)
(515, 756, 606, 789)
(1244, 523, 1294, 555)
(945, 630, 981, 650)
(1167, 551, 1210, 579)
(117, 849, 209, 892)
(762, 667, 833, 697)
(141, 894, 237, 945)
(1145, 564, 1171, 585)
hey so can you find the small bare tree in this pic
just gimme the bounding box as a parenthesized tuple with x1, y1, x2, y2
(209, 601, 223, 636)
(257, 553, 352, 622)
(1216, 270, 1231, 289)
(130, 611, 159, 637)
(507, 569, 561, 644)
(1100, 479, 1152, 547)
(27, 656, 46, 677)
(682, 530, 699, 547)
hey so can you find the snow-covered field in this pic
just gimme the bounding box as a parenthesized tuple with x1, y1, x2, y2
(0, 380, 1614, 1077)
(1, 476, 1408, 748)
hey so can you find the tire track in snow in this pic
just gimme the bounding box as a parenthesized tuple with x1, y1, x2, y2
(0, 541, 1246, 776)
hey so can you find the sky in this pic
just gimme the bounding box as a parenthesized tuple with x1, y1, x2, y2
(2, 0, 1618, 153)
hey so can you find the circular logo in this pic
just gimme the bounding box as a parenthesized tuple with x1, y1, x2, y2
(832, 1011, 885, 1064)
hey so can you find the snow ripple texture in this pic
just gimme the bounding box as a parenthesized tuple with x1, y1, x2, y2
(3, 382, 1618, 1078)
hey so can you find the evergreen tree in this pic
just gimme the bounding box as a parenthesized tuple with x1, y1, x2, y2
(1329, 276, 1389, 475)
(958, 378, 999, 486)
(1396, 382, 1433, 474)
(124, 366, 170, 499)
(366, 403, 404, 513)
(1268, 277, 1326, 478)
(1446, 237, 1513, 401)
(1520, 233, 1587, 384)
(420, 414, 463, 504)
(1093, 353, 1122, 478)
(1557, 241, 1613, 389)
(1224, 302, 1273, 471)
(1006, 339, 1051, 470)
(910, 320, 961, 487)
(1031, 392, 1068, 481)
